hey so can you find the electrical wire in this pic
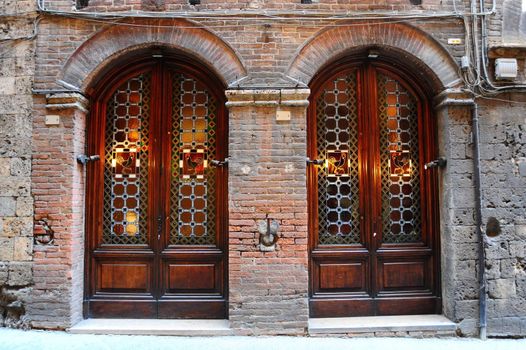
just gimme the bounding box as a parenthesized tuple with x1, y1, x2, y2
(31, 0, 526, 96)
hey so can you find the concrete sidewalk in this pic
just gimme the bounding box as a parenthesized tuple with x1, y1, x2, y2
(0, 328, 525, 350)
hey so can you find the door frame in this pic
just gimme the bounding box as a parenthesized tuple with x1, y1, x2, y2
(83, 49, 229, 319)
(307, 55, 442, 317)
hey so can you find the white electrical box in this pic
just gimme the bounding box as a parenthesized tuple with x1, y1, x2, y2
(45, 115, 60, 125)
(495, 58, 518, 80)
(276, 110, 291, 121)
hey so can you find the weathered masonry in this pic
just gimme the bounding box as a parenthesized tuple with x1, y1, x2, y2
(1, 0, 526, 338)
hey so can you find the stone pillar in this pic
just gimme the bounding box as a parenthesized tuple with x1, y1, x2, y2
(226, 89, 310, 335)
(435, 90, 479, 336)
(28, 93, 88, 329)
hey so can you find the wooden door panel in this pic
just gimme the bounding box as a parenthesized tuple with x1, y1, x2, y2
(310, 298, 375, 318)
(97, 260, 152, 293)
(379, 260, 427, 290)
(308, 61, 440, 317)
(376, 297, 439, 316)
(89, 300, 157, 318)
(315, 260, 368, 292)
(86, 58, 228, 319)
(158, 299, 226, 319)
(161, 258, 223, 294)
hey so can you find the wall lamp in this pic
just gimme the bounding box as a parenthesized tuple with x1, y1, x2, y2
(77, 154, 100, 165)
(424, 157, 447, 170)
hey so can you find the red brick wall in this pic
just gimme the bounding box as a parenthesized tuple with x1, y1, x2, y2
(226, 93, 309, 334)
(29, 95, 87, 328)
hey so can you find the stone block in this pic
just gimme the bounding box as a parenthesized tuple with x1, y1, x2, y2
(15, 196, 32, 217)
(13, 236, 32, 261)
(0, 238, 14, 260)
(0, 77, 16, 95)
(517, 277, 526, 298)
(0, 177, 30, 197)
(0, 217, 32, 238)
(487, 317, 523, 336)
(0, 197, 16, 216)
(488, 278, 516, 299)
(509, 241, 526, 258)
(0, 158, 10, 176)
(10, 158, 30, 177)
(7, 262, 32, 287)
(0, 261, 8, 284)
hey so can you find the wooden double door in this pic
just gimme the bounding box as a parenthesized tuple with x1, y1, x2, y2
(308, 62, 441, 317)
(85, 58, 228, 319)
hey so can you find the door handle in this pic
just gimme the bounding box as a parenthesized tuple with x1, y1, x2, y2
(210, 158, 228, 167)
(157, 214, 164, 240)
(306, 157, 324, 165)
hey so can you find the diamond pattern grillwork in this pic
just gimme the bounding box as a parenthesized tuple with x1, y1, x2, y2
(317, 72, 361, 245)
(169, 74, 216, 245)
(377, 73, 422, 243)
(103, 73, 150, 245)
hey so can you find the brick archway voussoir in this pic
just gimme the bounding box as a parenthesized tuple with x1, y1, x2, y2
(59, 19, 247, 91)
(286, 23, 462, 91)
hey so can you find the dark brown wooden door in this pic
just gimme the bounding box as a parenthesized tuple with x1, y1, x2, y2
(85, 58, 228, 319)
(308, 62, 441, 317)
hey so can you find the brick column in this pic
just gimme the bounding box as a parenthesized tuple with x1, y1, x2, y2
(226, 89, 310, 335)
(29, 93, 88, 329)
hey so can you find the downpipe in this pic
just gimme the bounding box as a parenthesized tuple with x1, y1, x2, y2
(471, 103, 487, 340)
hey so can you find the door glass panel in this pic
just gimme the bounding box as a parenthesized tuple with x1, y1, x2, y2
(169, 74, 216, 245)
(377, 72, 422, 243)
(103, 73, 151, 245)
(316, 71, 361, 245)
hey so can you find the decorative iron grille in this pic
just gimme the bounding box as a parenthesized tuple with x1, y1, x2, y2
(169, 74, 217, 245)
(103, 73, 151, 245)
(377, 73, 422, 243)
(316, 71, 361, 245)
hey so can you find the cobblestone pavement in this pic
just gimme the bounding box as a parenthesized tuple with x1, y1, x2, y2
(0, 328, 525, 350)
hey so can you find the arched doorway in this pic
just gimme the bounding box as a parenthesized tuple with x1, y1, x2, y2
(84, 52, 228, 319)
(308, 58, 441, 317)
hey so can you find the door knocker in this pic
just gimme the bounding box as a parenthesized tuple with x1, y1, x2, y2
(258, 216, 279, 251)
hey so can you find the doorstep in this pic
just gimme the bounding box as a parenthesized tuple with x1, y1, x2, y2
(308, 314, 457, 335)
(69, 318, 233, 336)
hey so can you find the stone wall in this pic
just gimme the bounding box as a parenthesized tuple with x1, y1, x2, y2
(0, 0, 525, 338)
(0, 0, 37, 328)
(478, 96, 526, 337)
(437, 104, 480, 336)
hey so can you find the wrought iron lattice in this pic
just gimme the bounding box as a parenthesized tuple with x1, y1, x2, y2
(316, 71, 361, 245)
(169, 74, 216, 245)
(103, 73, 151, 245)
(377, 73, 422, 243)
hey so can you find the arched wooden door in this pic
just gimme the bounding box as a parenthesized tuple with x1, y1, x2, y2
(85, 56, 228, 319)
(308, 61, 441, 317)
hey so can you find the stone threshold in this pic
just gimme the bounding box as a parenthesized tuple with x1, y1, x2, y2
(308, 315, 457, 335)
(69, 318, 232, 336)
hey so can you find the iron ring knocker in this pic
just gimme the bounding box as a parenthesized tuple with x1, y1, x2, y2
(259, 217, 280, 247)
(34, 218, 54, 245)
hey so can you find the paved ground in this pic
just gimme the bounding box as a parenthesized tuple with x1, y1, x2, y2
(0, 328, 525, 350)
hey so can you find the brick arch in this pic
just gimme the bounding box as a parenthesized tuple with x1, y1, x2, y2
(59, 19, 247, 91)
(286, 22, 462, 92)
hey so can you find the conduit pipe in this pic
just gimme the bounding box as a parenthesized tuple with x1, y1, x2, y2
(471, 103, 487, 340)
